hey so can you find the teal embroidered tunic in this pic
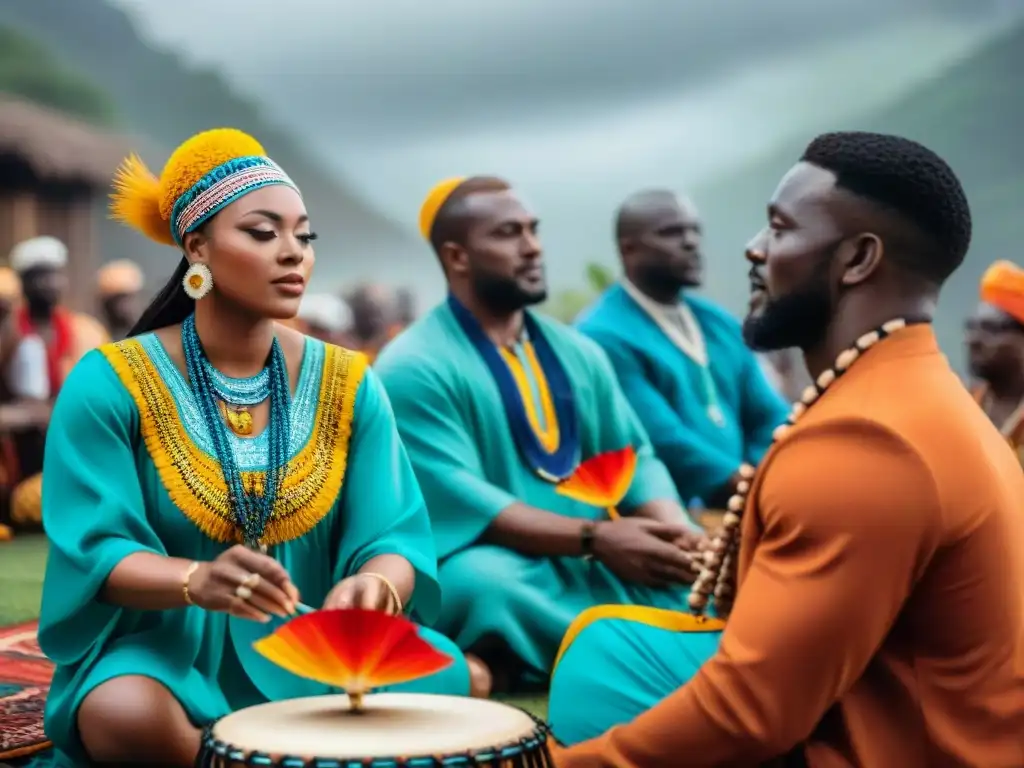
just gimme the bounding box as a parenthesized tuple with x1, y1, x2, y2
(35, 334, 469, 767)
(376, 302, 693, 679)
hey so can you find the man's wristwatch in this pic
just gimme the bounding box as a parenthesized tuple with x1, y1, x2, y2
(580, 521, 598, 561)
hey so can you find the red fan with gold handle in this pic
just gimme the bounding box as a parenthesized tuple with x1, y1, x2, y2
(556, 446, 637, 518)
(253, 608, 453, 711)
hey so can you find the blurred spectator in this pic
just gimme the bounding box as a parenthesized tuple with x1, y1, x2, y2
(346, 283, 397, 361)
(296, 292, 354, 344)
(96, 259, 145, 340)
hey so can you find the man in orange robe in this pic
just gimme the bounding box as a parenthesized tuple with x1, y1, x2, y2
(967, 260, 1024, 463)
(551, 132, 1024, 767)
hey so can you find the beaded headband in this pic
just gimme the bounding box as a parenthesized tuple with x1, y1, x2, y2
(110, 128, 301, 248)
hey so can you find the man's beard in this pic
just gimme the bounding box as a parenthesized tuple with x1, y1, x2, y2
(743, 265, 832, 353)
(472, 272, 547, 314)
(635, 261, 689, 295)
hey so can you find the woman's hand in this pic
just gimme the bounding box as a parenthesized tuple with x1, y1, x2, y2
(323, 574, 400, 615)
(188, 545, 300, 622)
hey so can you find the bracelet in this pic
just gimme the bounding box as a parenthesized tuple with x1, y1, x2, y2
(182, 561, 200, 606)
(358, 572, 404, 615)
(580, 521, 598, 561)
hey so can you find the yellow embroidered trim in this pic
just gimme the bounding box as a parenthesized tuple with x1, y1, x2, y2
(498, 341, 560, 454)
(552, 604, 725, 673)
(100, 340, 367, 546)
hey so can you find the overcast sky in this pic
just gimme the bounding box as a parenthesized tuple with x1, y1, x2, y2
(106, 0, 1018, 297)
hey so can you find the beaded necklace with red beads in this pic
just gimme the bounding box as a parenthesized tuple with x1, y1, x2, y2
(688, 317, 916, 619)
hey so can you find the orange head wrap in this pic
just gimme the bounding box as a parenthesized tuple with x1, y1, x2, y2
(97, 259, 144, 297)
(980, 260, 1024, 324)
(0, 266, 21, 301)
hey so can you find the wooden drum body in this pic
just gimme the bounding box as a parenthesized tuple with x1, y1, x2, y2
(198, 693, 554, 767)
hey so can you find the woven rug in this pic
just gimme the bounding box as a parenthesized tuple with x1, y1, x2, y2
(0, 620, 51, 760)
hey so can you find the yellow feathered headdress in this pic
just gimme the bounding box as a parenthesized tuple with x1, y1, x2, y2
(110, 128, 299, 247)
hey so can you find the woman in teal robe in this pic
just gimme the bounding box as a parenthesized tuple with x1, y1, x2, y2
(34, 129, 468, 768)
(376, 297, 716, 685)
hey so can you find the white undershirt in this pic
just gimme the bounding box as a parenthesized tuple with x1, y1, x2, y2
(620, 278, 708, 366)
(6, 335, 50, 400)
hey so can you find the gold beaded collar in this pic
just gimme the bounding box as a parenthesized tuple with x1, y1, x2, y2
(100, 338, 367, 547)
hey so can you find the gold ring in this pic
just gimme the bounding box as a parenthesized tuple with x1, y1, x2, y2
(241, 572, 261, 588)
(235, 584, 253, 601)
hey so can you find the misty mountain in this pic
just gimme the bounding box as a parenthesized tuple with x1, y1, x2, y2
(691, 19, 1024, 371)
(0, 0, 419, 292)
(109, 0, 1001, 144)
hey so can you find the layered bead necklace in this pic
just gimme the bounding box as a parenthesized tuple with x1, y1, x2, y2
(181, 314, 292, 548)
(207, 362, 270, 436)
(688, 318, 913, 619)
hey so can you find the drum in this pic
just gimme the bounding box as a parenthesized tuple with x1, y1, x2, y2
(197, 692, 555, 767)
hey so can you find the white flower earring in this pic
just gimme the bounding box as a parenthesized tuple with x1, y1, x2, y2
(182, 263, 213, 300)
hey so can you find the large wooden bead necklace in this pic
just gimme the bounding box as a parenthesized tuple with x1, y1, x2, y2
(181, 313, 291, 548)
(688, 317, 913, 619)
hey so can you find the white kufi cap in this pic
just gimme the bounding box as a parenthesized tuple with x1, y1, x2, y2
(9, 236, 68, 274)
(298, 293, 353, 333)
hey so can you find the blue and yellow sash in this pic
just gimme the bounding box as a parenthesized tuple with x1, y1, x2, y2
(448, 295, 579, 481)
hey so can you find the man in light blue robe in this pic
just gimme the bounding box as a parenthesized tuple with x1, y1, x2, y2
(577, 190, 790, 509)
(376, 176, 714, 694)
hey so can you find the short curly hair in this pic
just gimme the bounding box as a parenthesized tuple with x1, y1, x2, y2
(801, 131, 972, 284)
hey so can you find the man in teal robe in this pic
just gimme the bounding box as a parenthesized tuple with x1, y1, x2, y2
(577, 190, 789, 508)
(376, 176, 710, 691)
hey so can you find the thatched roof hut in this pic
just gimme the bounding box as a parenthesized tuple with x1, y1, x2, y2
(0, 97, 134, 309)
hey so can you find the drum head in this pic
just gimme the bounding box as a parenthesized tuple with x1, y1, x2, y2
(210, 693, 542, 760)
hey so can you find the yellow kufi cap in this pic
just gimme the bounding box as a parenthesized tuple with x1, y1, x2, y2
(418, 177, 466, 241)
(980, 260, 1024, 325)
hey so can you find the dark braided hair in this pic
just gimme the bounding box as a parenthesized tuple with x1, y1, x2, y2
(801, 131, 972, 285)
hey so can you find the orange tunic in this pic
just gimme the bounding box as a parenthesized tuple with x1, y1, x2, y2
(554, 325, 1024, 767)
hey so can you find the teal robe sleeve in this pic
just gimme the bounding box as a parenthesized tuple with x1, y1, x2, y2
(739, 350, 790, 464)
(334, 369, 443, 622)
(37, 350, 165, 665)
(592, 332, 740, 502)
(583, 340, 681, 512)
(378, 359, 517, 560)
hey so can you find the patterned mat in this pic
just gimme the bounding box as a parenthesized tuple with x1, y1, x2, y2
(0, 621, 51, 760)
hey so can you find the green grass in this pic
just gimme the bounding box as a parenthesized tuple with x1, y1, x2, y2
(0, 534, 549, 715)
(499, 694, 548, 719)
(0, 533, 47, 626)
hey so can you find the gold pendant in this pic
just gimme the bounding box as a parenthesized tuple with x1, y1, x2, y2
(221, 402, 254, 436)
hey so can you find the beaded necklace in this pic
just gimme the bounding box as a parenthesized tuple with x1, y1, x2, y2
(688, 318, 913, 619)
(181, 314, 291, 548)
(206, 363, 270, 405)
(205, 358, 271, 436)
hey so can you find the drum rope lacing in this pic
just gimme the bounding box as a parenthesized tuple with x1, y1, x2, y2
(196, 707, 556, 768)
